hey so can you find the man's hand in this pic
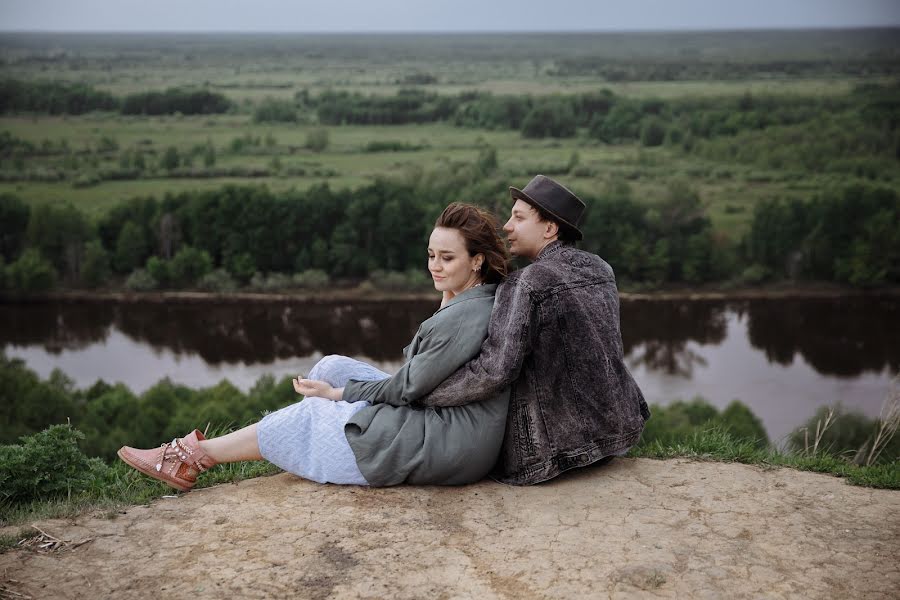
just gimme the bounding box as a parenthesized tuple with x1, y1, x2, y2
(293, 377, 343, 401)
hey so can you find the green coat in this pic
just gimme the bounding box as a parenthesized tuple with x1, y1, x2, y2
(342, 284, 509, 486)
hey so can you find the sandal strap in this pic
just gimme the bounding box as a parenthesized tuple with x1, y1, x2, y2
(155, 438, 208, 476)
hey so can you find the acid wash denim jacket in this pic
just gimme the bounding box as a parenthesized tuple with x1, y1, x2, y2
(417, 241, 650, 485)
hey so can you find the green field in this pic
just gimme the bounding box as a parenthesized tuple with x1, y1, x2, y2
(2, 29, 899, 238)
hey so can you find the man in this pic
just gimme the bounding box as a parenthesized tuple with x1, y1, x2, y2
(417, 174, 650, 485)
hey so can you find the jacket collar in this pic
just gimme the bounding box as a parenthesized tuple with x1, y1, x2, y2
(535, 240, 566, 262)
(435, 283, 498, 314)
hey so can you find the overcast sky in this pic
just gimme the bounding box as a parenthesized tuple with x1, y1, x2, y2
(1, 0, 898, 32)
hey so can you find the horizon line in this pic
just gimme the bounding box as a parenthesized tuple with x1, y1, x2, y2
(1, 25, 899, 35)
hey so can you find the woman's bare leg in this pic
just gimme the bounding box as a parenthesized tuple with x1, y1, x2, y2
(198, 423, 263, 463)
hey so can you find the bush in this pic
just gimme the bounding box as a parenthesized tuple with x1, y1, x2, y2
(305, 128, 330, 152)
(368, 269, 432, 292)
(521, 100, 577, 138)
(120, 88, 231, 116)
(6, 248, 57, 292)
(145, 256, 171, 287)
(124, 268, 157, 291)
(250, 271, 292, 291)
(363, 140, 426, 153)
(788, 405, 900, 464)
(169, 246, 212, 287)
(226, 252, 256, 283)
(739, 264, 771, 285)
(292, 269, 330, 289)
(159, 146, 180, 171)
(198, 268, 238, 293)
(0, 424, 106, 504)
(253, 98, 298, 123)
(638, 397, 768, 449)
(641, 118, 667, 147)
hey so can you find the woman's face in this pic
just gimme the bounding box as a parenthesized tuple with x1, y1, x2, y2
(428, 227, 482, 294)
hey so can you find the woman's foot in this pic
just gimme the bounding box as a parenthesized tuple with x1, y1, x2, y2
(118, 430, 218, 492)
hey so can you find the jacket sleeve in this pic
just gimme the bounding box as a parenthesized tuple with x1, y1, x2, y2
(417, 278, 536, 408)
(343, 316, 486, 408)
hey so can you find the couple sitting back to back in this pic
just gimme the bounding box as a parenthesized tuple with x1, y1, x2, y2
(118, 175, 650, 490)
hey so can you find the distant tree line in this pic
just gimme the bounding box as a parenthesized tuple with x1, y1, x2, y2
(546, 57, 900, 80)
(0, 79, 232, 115)
(0, 172, 897, 294)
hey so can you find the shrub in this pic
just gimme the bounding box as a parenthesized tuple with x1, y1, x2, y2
(641, 118, 667, 147)
(250, 271, 292, 291)
(159, 146, 180, 171)
(145, 256, 171, 287)
(739, 264, 771, 285)
(292, 269, 330, 289)
(198, 268, 238, 293)
(226, 252, 256, 284)
(253, 98, 298, 123)
(169, 246, 212, 287)
(0, 424, 106, 504)
(638, 397, 768, 449)
(124, 268, 157, 291)
(363, 140, 426, 152)
(788, 405, 900, 464)
(477, 145, 498, 173)
(368, 269, 432, 292)
(7, 248, 57, 292)
(305, 128, 330, 152)
(521, 100, 577, 138)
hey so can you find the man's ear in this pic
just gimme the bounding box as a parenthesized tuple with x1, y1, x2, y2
(543, 220, 559, 240)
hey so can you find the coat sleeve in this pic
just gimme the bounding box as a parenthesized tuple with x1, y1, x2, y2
(416, 278, 536, 408)
(343, 315, 487, 408)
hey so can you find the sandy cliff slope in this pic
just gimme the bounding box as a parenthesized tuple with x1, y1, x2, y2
(1, 457, 898, 599)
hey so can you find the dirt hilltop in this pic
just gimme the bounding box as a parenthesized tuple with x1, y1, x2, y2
(2, 458, 898, 599)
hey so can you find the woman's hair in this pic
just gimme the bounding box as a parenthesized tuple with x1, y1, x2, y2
(434, 202, 509, 284)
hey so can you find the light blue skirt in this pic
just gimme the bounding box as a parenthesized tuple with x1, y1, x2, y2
(256, 355, 390, 485)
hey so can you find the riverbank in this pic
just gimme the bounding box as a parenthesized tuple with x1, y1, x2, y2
(2, 458, 897, 599)
(3, 282, 900, 305)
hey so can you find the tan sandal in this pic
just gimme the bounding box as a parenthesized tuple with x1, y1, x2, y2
(117, 429, 217, 492)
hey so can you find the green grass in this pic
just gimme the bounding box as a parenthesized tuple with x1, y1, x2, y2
(629, 428, 900, 490)
(0, 446, 281, 529)
(1, 428, 894, 535)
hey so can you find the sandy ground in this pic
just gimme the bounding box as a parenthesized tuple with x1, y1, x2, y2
(1, 458, 898, 600)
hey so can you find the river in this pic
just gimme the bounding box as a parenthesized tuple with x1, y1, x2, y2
(2, 295, 897, 444)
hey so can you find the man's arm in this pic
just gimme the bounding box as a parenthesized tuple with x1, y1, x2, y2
(416, 277, 536, 408)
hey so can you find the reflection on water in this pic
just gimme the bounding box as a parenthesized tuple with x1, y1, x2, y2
(2, 295, 898, 443)
(620, 300, 727, 377)
(1, 300, 436, 365)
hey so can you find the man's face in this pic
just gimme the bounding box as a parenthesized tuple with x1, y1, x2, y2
(503, 199, 553, 260)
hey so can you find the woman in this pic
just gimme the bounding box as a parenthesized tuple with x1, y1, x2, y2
(118, 202, 510, 490)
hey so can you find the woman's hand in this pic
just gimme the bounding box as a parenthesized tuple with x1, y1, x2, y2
(293, 377, 343, 401)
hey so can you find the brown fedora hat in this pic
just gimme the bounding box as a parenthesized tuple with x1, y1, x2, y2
(509, 175, 585, 241)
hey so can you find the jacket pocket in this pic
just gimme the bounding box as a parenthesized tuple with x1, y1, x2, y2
(516, 402, 535, 458)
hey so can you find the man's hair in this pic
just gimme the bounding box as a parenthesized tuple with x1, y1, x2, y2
(435, 203, 510, 284)
(524, 201, 578, 243)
